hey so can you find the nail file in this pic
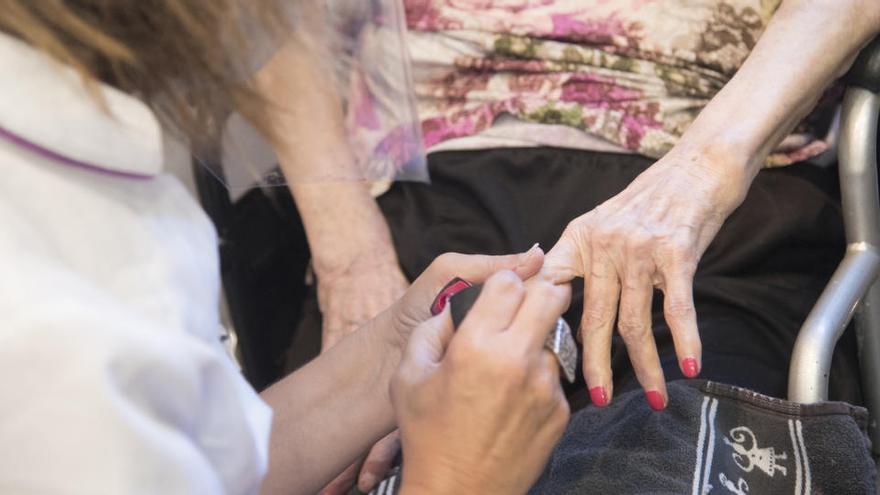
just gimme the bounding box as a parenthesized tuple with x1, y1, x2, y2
(430, 278, 578, 383)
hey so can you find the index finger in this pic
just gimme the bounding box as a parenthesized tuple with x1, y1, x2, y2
(405, 246, 545, 320)
(542, 230, 586, 284)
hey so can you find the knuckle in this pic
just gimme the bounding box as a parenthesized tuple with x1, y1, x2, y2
(564, 218, 596, 244)
(592, 223, 615, 242)
(617, 319, 649, 341)
(530, 369, 560, 403)
(625, 232, 653, 256)
(665, 298, 696, 320)
(432, 252, 462, 274)
(499, 357, 529, 385)
(560, 224, 580, 244)
(582, 305, 614, 330)
(450, 335, 499, 369)
(667, 260, 698, 280)
(487, 269, 523, 294)
(631, 228, 654, 246)
(621, 277, 645, 294)
(666, 235, 693, 255)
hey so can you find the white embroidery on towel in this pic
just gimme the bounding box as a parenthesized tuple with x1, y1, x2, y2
(719, 472, 749, 495)
(723, 426, 788, 478)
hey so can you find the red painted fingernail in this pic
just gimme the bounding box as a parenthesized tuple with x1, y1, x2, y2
(682, 358, 700, 378)
(589, 386, 609, 407)
(645, 391, 666, 412)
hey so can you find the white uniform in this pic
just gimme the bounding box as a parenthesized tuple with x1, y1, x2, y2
(0, 34, 271, 494)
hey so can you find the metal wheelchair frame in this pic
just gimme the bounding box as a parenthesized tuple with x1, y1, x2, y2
(789, 37, 880, 468)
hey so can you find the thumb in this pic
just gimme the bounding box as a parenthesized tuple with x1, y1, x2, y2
(399, 245, 545, 328)
(392, 309, 454, 406)
(402, 306, 455, 372)
(541, 234, 584, 284)
(425, 244, 545, 293)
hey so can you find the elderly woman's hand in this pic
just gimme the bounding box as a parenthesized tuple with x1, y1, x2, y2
(543, 147, 753, 410)
(315, 253, 409, 495)
(392, 272, 571, 494)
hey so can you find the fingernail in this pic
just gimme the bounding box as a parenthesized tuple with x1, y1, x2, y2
(681, 358, 700, 378)
(589, 386, 609, 407)
(518, 243, 542, 263)
(645, 390, 666, 412)
(359, 474, 378, 492)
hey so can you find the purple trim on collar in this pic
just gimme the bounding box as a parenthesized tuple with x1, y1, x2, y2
(0, 125, 154, 180)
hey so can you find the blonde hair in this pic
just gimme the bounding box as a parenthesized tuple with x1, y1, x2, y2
(0, 0, 290, 146)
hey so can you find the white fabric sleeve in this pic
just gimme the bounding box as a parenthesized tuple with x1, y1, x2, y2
(0, 260, 272, 495)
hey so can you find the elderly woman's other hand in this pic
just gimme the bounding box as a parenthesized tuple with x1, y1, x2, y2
(316, 253, 409, 495)
(318, 256, 410, 353)
(392, 272, 571, 494)
(543, 147, 753, 410)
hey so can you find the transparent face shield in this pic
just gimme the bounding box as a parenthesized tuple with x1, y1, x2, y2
(196, 0, 428, 197)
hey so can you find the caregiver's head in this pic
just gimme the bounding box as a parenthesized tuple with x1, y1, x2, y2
(0, 0, 287, 143)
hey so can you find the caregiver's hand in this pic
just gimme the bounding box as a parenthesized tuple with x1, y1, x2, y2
(543, 149, 753, 410)
(391, 244, 545, 342)
(393, 271, 571, 495)
(321, 246, 545, 494)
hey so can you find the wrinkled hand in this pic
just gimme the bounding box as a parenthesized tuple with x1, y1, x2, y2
(543, 153, 751, 410)
(317, 256, 409, 352)
(393, 271, 571, 495)
(318, 247, 545, 493)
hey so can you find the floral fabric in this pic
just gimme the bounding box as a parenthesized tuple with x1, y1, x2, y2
(403, 0, 837, 166)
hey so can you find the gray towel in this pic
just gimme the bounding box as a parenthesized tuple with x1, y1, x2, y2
(369, 380, 874, 494)
(530, 380, 874, 494)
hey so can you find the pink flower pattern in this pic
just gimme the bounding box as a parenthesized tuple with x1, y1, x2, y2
(398, 0, 837, 166)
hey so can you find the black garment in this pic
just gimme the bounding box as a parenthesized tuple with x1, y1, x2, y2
(376, 147, 862, 405)
(365, 147, 873, 494)
(206, 146, 869, 493)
